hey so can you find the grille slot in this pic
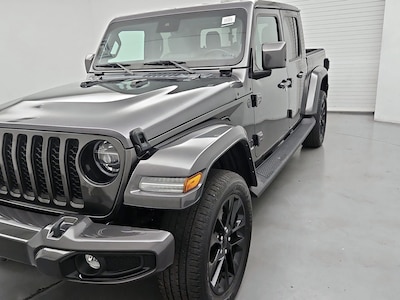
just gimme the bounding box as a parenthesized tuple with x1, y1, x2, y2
(48, 137, 66, 206)
(0, 164, 6, 194)
(32, 136, 50, 203)
(66, 139, 83, 208)
(17, 135, 34, 200)
(0, 133, 84, 210)
(3, 133, 20, 196)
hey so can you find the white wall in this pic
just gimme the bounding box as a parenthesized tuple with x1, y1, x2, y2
(2, 0, 400, 124)
(374, 0, 400, 124)
(0, 0, 217, 104)
(0, 1, 91, 103)
(281, 0, 386, 113)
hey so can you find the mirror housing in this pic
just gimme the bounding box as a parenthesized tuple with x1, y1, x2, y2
(85, 54, 95, 73)
(262, 42, 287, 70)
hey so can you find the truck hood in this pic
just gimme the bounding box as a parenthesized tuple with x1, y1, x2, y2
(0, 76, 242, 147)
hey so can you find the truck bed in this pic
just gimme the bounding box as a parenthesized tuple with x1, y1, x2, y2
(306, 48, 328, 73)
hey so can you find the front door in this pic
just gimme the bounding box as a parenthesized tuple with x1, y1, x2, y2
(252, 10, 289, 158)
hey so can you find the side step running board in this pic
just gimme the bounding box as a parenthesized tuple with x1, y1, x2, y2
(251, 117, 316, 197)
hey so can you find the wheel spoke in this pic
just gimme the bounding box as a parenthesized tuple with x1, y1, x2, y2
(210, 253, 219, 270)
(216, 211, 225, 232)
(210, 253, 219, 274)
(210, 255, 225, 287)
(232, 218, 245, 233)
(230, 235, 245, 248)
(229, 197, 242, 229)
(211, 245, 226, 262)
(226, 249, 236, 275)
(223, 257, 230, 290)
(224, 197, 234, 227)
(210, 233, 220, 248)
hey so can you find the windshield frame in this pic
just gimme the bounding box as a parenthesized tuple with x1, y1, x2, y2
(93, 7, 249, 72)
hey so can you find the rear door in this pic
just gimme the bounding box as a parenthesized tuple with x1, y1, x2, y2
(281, 10, 307, 128)
(252, 9, 289, 158)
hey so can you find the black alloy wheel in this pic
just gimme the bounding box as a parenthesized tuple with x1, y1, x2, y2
(318, 93, 327, 143)
(159, 169, 252, 300)
(303, 90, 327, 148)
(209, 195, 247, 295)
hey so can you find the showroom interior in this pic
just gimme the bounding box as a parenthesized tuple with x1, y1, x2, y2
(0, 0, 399, 299)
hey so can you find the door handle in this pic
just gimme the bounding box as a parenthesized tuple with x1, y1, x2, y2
(278, 79, 292, 91)
(297, 71, 304, 78)
(278, 80, 287, 89)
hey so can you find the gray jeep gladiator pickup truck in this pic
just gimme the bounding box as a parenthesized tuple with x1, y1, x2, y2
(0, 1, 328, 299)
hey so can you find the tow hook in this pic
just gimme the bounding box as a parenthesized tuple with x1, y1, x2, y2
(47, 216, 78, 239)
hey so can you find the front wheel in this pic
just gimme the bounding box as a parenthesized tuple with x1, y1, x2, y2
(159, 169, 252, 300)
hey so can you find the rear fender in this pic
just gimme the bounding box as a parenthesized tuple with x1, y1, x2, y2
(123, 124, 255, 209)
(303, 66, 328, 116)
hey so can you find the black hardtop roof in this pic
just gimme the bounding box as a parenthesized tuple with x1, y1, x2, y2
(112, 1, 299, 24)
(254, 1, 299, 11)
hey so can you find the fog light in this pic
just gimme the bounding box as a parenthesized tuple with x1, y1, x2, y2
(85, 254, 101, 270)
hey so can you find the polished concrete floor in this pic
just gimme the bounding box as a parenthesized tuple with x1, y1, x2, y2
(1, 113, 400, 300)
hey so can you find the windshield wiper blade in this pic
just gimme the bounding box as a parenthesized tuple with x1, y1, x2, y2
(96, 62, 135, 75)
(144, 60, 196, 74)
(80, 77, 147, 88)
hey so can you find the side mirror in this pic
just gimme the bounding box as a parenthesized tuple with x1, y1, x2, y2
(85, 53, 95, 73)
(262, 42, 287, 70)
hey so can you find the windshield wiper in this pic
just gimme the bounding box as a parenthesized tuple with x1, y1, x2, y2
(144, 60, 196, 74)
(82, 63, 142, 87)
(80, 77, 147, 88)
(96, 62, 135, 75)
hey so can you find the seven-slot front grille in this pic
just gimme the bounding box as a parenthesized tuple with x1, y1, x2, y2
(0, 132, 84, 210)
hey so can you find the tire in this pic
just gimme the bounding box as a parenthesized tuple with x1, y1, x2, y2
(303, 90, 327, 148)
(158, 169, 252, 300)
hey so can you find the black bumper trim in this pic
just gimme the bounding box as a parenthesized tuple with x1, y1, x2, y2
(0, 205, 174, 283)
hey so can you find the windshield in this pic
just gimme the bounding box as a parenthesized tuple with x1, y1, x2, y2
(94, 8, 247, 70)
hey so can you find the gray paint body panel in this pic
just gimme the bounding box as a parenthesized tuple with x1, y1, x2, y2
(0, 76, 241, 148)
(124, 124, 254, 209)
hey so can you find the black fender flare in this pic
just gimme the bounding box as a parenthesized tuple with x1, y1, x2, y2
(123, 123, 255, 209)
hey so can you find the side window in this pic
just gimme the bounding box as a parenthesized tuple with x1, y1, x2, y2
(109, 31, 145, 63)
(254, 16, 279, 69)
(284, 17, 300, 61)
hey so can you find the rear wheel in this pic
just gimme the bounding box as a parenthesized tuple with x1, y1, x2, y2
(303, 90, 327, 148)
(158, 169, 252, 300)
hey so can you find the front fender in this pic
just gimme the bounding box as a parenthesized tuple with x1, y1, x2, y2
(303, 66, 328, 116)
(123, 123, 253, 209)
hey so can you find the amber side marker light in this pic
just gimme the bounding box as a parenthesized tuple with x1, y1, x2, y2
(183, 172, 203, 193)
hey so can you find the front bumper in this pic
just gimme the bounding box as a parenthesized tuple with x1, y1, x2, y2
(0, 205, 174, 283)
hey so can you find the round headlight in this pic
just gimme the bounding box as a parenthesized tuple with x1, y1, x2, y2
(94, 141, 120, 176)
